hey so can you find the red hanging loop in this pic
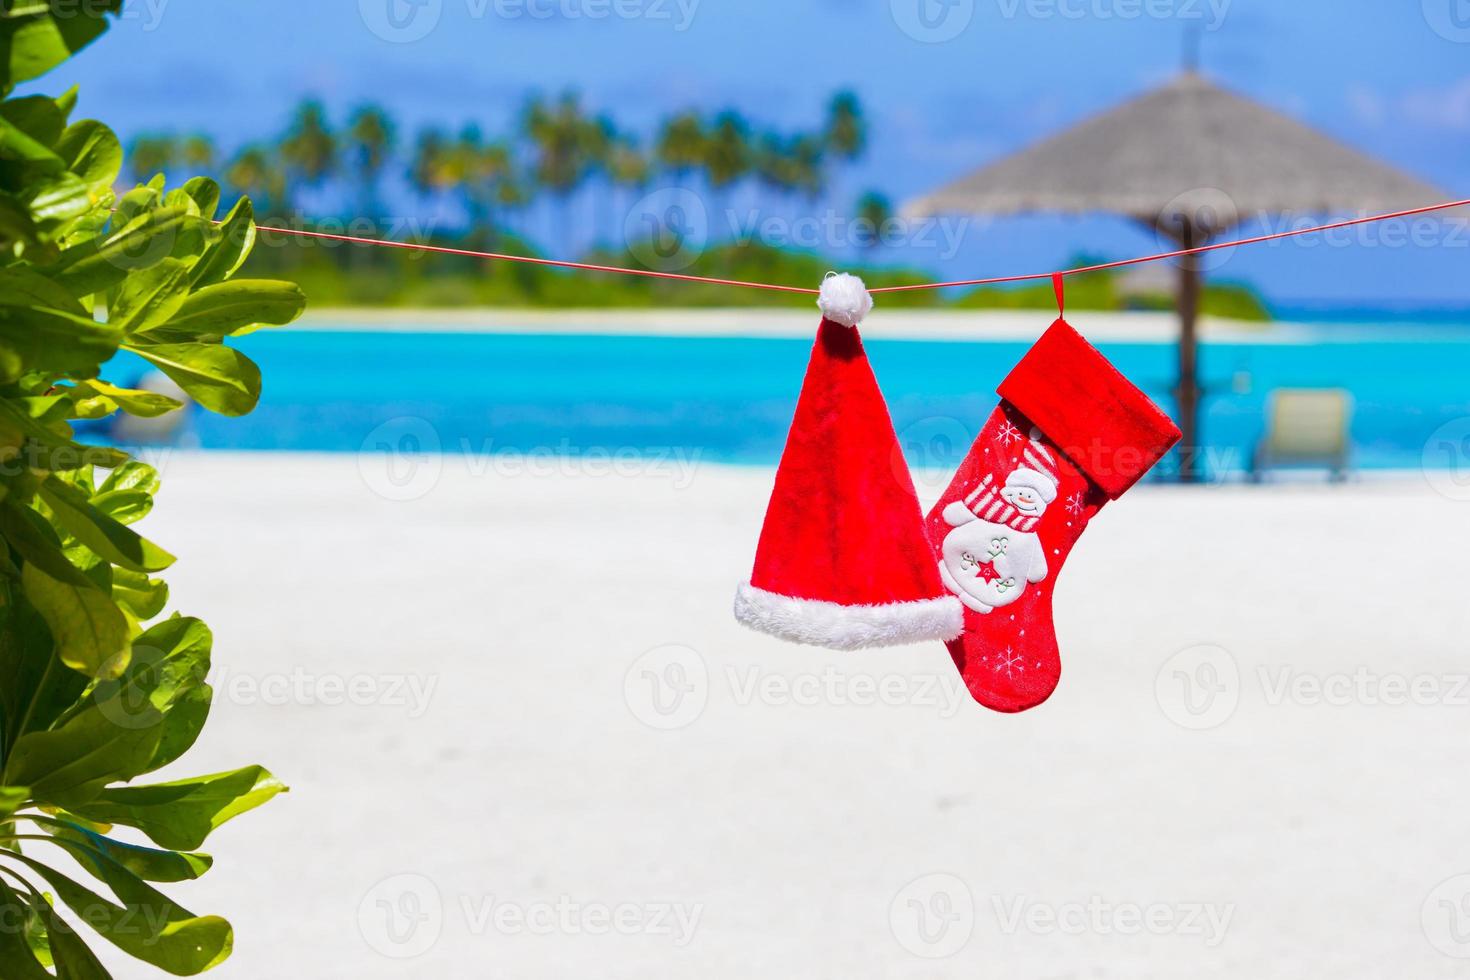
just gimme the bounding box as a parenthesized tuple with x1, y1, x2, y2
(1052, 272, 1066, 319)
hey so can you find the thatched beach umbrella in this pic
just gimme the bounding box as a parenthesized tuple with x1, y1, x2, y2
(905, 71, 1448, 481)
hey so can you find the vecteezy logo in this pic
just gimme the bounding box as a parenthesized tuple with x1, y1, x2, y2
(623, 644, 709, 730)
(624, 188, 709, 273)
(1423, 874, 1470, 957)
(1424, 0, 1470, 42)
(1155, 644, 1240, 731)
(1422, 418, 1470, 501)
(890, 0, 975, 43)
(889, 873, 975, 958)
(358, 874, 443, 959)
(897, 415, 973, 497)
(360, 0, 444, 43)
(358, 417, 443, 502)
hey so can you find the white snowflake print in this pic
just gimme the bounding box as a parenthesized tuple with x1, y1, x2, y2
(993, 647, 1025, 678)
(996, 420, 1023, 446)
(1065, 492, 1085, 516)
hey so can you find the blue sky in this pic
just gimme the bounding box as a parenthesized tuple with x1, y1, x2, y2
(35, 0, 1470, 307)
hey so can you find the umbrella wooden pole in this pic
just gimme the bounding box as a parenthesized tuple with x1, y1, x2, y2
(1176, 220, 1203, 483)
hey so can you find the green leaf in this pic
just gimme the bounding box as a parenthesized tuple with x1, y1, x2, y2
(43, 206, 194, 297)
(142, 686, 209, 774)
(0, 112, 61, 178)
(54, 83, 77, 121)
(181, 177, 220, 222)
(0, 399, 127, 470)
(25, 171, 97, 229)
(19, 562, 130, 680)
(39, 476, 174, 573)
(108, 257, 191, 334)
(0, 266, 86, 313)
(70, 766, 286, 851)
(97, 460, 158, 496)
(0, 2, 122, 92)
(141, 279, 305, 343)
(0, 589, 87, 748)
(0, 189, 38, 244)
(111, 183, 158, 231)
(0, 112, 61, 171)
(123, 343, 261, 417)
(89, 617, 211, 772)
(0, 302, 120, 377)
(8, 851, 233, 975)
(92, 617, 210, 722)
(69, 380, 183, 421)
(1, 500, 89, 584)
(0, 879, 52, 980)
(3, 699, 162, 805)
(0, 93, 64, 146)
(0, 784, 28, 817)
(91, 487, 153, 525)
(189, 196, 254, 287)
(111, 567, 168, 620)
(26, 895, 113, 980)
(56, 119, 122, 189)
(37, 818, 213, 883)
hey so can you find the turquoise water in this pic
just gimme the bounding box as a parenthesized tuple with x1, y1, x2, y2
(154, 323, 1470, 478)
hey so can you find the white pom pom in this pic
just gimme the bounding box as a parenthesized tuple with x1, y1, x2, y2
(817, 272, 873, 327)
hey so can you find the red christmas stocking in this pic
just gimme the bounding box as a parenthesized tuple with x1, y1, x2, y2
(927, 308, 1180, 712)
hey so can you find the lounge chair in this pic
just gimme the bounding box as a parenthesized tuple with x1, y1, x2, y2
(1251, 388, 1353, 482)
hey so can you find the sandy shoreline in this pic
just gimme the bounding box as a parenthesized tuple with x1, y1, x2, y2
(106, 452, 1470, 979)
(293, 306, 1300, 343)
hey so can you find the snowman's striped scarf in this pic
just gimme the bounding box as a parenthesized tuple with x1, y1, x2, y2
(961, 438, 1058, 533)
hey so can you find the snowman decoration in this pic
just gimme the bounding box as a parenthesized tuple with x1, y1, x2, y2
(938, 433, 1059, 614)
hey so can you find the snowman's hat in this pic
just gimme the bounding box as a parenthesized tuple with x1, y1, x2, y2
(733, 274, 963, 650)
(1006, 435, 1060, 503)
(962, 432, 1061, 532)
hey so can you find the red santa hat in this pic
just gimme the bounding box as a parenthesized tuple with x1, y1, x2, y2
(733, 274, 963, 650)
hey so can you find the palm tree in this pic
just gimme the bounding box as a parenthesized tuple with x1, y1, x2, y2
(788, 134, 827, 200)
(581, 114, 617, 250)
(824, 90, 867, 163)
(127, 134, 178, 184)
(224, 144, 285, 217)
(449, 124, 498, 241)
(279, 99, 338, 213)
(522, 92, 598, 251)
(703, 110, 749, 239)
(491, 162, 532, 244)
(855, 191, 892, 250)
(180, 134, 216, 173)
(752, 131, 795, 206)
(477, 139, 522, 244)
(346, 104, 396, 218)
(655, 111, 706, 182)
(606, 135, 650, 247)
(409, 128, 453, 205)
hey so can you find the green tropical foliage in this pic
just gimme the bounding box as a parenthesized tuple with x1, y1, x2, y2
(0, 4, 301, 975)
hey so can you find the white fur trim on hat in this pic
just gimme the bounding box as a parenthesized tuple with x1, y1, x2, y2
(817, 272, 873, 328)
(1005, 466, 1058, 504)
(734, 582, 962, 650)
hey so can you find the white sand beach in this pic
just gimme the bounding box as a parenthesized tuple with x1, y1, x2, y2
(120, 452, 1470, 979)
(298, 306, 1301, 343)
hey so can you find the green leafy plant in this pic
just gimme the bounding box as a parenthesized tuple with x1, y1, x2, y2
(0, 4, 304, 975)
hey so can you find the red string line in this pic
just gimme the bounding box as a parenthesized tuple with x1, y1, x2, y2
(251, 197, 1470, 297)
(869, 198, 1470, 294)
(252, 225, 820, 294)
